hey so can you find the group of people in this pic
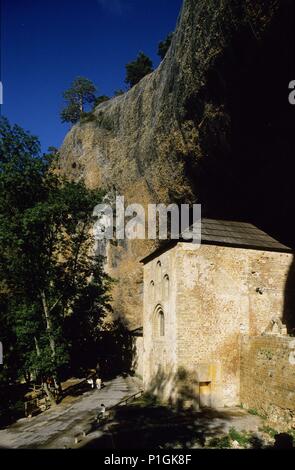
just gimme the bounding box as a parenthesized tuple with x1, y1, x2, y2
(87, 376, 102, 390)
(87, 362, 103, 390)
(86, 364, 107, 422)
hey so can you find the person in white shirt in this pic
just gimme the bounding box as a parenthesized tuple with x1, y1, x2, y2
(95, 377, 102, 390)
(87, 377, 94, 389)
(97, 403, 106, 421)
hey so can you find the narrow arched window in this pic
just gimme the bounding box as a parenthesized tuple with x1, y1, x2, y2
(153, 305, 165, 338)
(150, 280, 155, 300)
(159, 311, 165, 337)
(156, 261, 161, 283)
(163, 274, 169, 300)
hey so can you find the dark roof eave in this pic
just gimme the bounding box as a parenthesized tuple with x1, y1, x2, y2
(140, 239, 178, 264)
(141, 238, 294, 265)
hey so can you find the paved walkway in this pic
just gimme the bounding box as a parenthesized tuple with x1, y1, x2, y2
(0, 376, 141, 449)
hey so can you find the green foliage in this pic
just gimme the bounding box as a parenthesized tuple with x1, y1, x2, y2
(248, 408, 265, 418)
(287, 428, 295, 440)
(207, 435, 231, 448)
(125, 52, 153, 88)
(158, 32, 174, 60)
(80, 112, 97, 124)
(206, 428, 258, 449)
(60, 77, 97, 124)
(47, 146, 59, 155)
(93, 95, 110, 108)
(259, 425, 277, 438)
(0, 117, 111, 394)
(228, 427, 251, 447)
(60, 102, 81, 124)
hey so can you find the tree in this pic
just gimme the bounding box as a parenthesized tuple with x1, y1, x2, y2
(60, 77, 97, 124)
(125, 52, 153, 88)
(158, 32, 174, 61)
(0, 117, 111, 405)
(47, 146, 59, 155)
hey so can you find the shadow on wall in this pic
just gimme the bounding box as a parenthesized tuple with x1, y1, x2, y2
(147, 366, 200, 410)
(284, 256, 295, 336)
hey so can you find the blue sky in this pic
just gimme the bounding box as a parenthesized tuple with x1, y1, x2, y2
(0, 0, 183, 152)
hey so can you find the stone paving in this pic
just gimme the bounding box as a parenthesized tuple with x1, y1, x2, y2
(0, 376, 141, 449)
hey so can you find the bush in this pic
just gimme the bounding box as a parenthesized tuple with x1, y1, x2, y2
(80, 112, 96, 123)
(207, 435, 231, 448)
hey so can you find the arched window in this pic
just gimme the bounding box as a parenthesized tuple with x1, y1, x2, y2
(159, 311, 165, 337)
(163, 274, 169, 300)
(156, 261, 161, 283)
(150, 280, 155, 300)
(153, 305, 165, 338)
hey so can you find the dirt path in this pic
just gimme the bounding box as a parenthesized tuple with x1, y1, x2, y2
(0, 376, 140, 449)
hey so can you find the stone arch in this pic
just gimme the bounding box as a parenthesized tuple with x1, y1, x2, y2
(153, 304, 165, 338)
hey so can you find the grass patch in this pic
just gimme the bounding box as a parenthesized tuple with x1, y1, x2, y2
(228, 427, 251, 447)
(259, 425, 277, 438)
(207, 435, 232, 449)
(248, 408, 266, 419)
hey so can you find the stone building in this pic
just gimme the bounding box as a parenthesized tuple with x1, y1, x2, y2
(141, 219, 294, 410)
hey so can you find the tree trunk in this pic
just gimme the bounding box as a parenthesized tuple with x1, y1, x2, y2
(80, 97, 83, 114)
(41, 291, 62, 394)
(24, 371, 31, 385)
(43, 381, 57, 406)
(34, 336, 57, 406)
(40, 291, 62, 396)
(40, 290, 56, 357)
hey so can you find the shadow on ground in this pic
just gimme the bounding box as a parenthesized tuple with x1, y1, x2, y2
(80, 398, 236, 449)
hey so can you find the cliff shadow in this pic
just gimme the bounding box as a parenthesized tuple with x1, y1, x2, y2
(184, 0, 295, 244)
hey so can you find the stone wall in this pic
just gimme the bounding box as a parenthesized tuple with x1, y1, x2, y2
(175, 243, 293, 406)
(142, 246, 178, 401)
(143, 242, 293, 408)
(240, 335, 295, 430)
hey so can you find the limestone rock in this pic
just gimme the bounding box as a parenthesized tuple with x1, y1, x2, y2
(58, 0, 295, 327)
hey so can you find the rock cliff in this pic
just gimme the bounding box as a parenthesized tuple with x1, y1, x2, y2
(59, 0, 295, 328)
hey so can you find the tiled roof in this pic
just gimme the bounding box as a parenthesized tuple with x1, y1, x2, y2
(199, 219, 292, 252)
(141, 218, 293, 264)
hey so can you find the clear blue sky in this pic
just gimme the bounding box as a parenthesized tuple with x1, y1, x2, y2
(0, 0, 183, 152)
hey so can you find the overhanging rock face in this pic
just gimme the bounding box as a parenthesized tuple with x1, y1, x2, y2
(59, 0, 295, 326)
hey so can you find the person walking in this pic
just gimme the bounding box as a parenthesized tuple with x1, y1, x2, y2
(95, 377, 102, 390)
(96, 403, 106, 422)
